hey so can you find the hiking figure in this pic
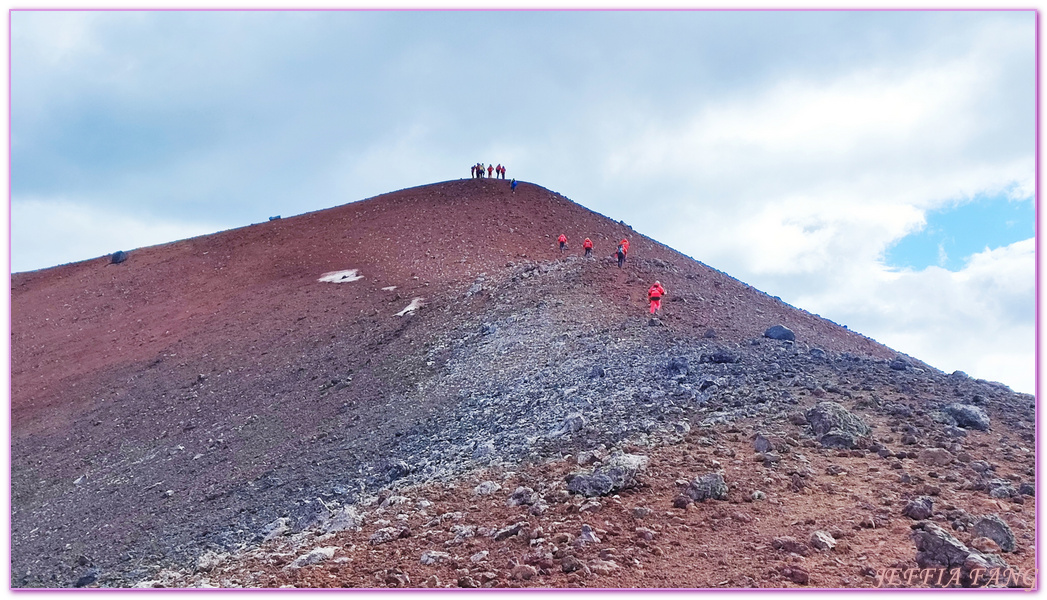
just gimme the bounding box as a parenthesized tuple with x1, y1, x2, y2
(511, 179, 517, 192)
(558, 234, 568, 254)
(583, 237, 593, 258)
(500, 165, 506, 179)
(471, 165, 476, 178)
(488, 165, 494, 178)
(616, 238, 629, 268)
(648, 280, 665, 315)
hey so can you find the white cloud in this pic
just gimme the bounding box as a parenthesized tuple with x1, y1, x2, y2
(795, 239, 1035, 393)
(12, 197, 224, 272)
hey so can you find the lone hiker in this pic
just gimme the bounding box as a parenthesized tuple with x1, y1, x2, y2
(648, 280, 665, 315)
(616, 238, 629, 268)
(558, 233, 568, 254)
(510, 179, 518, 192)
(583, 237, 593, 258)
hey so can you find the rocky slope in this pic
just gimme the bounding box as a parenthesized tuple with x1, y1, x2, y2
(10, 179, 1036, 588)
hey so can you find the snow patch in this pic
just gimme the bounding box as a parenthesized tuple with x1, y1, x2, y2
(395, 297, 425, 317)
(319, 269, 363, 283)
(382, 286, 397, 291)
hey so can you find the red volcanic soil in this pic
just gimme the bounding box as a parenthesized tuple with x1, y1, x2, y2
(11, 178, 889, 429)
(11, 179, 1032, 589)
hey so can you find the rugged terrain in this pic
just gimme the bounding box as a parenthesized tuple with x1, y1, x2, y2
(10, 179, 1037, 588)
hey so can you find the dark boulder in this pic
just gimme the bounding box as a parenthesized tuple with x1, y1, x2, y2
(764, 325, 795, 341)
(942, 404, 990, 431)
(805, 401, 870, 449)
(903, 496, 934, 520)
(685, 473, 728, 502)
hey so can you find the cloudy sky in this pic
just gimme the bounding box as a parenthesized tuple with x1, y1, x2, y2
(10, 9, 1036, 393)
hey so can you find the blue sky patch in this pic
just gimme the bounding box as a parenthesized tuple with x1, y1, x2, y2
(885, 193, 1034, 271)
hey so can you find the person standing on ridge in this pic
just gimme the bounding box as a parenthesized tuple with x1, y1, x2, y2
(583, 237, 593, 258)
(558, 233, 568, 254)
(488, 164, 494, 178)
(648, 280, 665, 315)
(500, 165, 507, 179)
(616, 238, 629, 268)
(471, 164, 476, 179)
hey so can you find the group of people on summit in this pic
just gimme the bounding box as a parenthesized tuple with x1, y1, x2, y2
(471, 163, 506, 179)
(555, 234, 665, 315)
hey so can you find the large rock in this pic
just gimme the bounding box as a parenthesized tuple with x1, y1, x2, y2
(320, 507, 363, 534)
(685, 473, 728, 502)
(548, 413, 585, 438)
(764, 325, 796, 341)
(942, 404, 991, 431)
(566, 453, 648, 497)
(918, 448, 954, 467)
(805, 402, 870, 449)
(903, 496, 934, 520)
(507, 486, 538, 506)
(972, 515, 1016, 552)
(911, 522, 1011, 586)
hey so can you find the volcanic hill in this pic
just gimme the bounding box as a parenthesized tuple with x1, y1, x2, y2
(11, 179, 1036, 589)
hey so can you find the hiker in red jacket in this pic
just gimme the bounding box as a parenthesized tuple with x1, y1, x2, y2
(648, 280, 665, 315)
(558, 233, 568, 254)
(583, 237, 593, 258)
(616, 238, 629, 268)
(488, 165, 494, 178)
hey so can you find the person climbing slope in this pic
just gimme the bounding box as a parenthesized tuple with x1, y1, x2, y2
(583, 237, 593, 258)
(558, 233, 568, 254)
(510, 179, 517, 192)
(616, 238, 629, 268)
(648, 280, 665, 315)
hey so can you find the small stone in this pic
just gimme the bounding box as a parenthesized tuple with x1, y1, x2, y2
(578, 524, 601, 544)
(588, 559, 618, 576)
(772, 536, 811, 556)
(918, 448, 954, 467)
(474, 481, 502, 496)
(507, 486, 538, 506)
(561, 555, 585, 573)
(470, 551, 489, 563)
(810, 531, 836, 550)
(782, 565, 810, 584)
(511, 564, 538, 581)
(288, 547, 337, 568)
(420, 550, 451, 565)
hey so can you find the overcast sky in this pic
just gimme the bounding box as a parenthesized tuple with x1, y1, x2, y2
(9, 9, 1036, 393)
